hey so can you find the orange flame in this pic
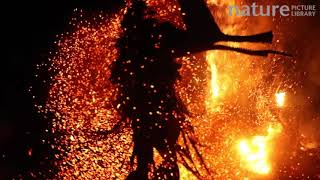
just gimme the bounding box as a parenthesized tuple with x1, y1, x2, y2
(275, 92, 286, 107)
(237, 123, 282, 175)
(207, 53, 220, 99)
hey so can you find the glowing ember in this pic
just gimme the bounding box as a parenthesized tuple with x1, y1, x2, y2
(237, 123, 282, 175)
(42, 8, 134, 179)
(275, 92, 286, 107)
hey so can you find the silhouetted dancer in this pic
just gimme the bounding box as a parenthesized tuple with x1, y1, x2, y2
(97, 0, 290, 179)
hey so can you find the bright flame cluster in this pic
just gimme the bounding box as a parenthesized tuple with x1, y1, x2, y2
(275, 92, 286, 107)
(238, 123, 283, 175)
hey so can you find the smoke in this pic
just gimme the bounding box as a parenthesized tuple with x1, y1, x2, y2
(277, 0, 320, 148)
(297, 19, 320, 148)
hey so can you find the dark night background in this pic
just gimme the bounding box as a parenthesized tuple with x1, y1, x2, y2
(1, 1, 124, 178)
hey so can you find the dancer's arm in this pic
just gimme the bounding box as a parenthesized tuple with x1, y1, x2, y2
(177, 0, 223, 39)
(165, 0, 287, 57)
